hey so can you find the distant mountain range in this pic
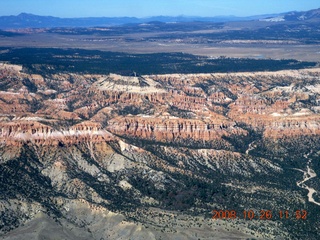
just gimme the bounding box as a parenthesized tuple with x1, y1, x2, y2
(0, 8, 318, 29)
(0, 13, 276, 29)
(260, 8, 320, 22)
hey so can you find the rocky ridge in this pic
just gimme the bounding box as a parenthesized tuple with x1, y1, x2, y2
(1, 64, 320, 239)
(1, 65, 319, 148)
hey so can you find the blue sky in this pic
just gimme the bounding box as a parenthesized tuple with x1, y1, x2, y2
(2, 0, 319, 18)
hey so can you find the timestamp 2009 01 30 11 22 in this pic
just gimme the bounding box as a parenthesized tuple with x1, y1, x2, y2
(212, 209, 307, 220)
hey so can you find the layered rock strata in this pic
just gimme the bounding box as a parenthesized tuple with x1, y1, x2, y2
(0, 64, 319, 147)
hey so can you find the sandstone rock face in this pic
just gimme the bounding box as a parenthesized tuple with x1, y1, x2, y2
(108, 116, 247, 147)
(0, 120, 113, 147)
(1, 65, 319, 147)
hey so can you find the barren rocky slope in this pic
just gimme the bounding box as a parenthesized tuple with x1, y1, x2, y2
(1, 63, 320, 239)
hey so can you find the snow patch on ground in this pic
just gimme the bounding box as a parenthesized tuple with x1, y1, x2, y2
(260, 16, 285, 22)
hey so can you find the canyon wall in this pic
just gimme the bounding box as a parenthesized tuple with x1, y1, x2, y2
(0, 65, 319, 150)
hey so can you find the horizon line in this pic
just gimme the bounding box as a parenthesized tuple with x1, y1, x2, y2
(1, 8, 316, 19)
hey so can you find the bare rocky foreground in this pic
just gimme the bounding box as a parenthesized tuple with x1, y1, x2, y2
(1, 64, 320, 239)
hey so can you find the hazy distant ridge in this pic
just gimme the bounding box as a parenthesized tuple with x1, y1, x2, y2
(0, 12, 295, 29)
